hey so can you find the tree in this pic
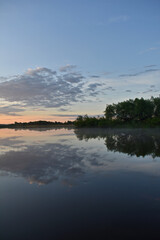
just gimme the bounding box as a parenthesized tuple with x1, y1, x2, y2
(104, 104, 116, 119)
(116, 99, 135, 121)
(75, 115, 84, 127)
(134, 98, 154, 120)
(153, 97, 160, 117)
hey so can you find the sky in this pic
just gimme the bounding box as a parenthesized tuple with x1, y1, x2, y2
(0, 0, 160, 123)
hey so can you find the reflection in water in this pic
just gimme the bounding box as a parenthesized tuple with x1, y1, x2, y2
(0, 128, 160, 185)
(74, 128, 160, 157)
(1, 128, 160, 239)
(0, 143, 84, 184)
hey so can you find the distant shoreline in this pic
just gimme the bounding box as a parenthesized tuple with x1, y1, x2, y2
(0, 125, 75, 129)
(1, 124, 160, 130)
(0, 121, 75, 129)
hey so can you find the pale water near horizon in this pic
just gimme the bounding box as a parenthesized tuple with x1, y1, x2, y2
(0, 128, 160, 239)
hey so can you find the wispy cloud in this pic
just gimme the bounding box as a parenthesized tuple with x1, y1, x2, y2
(0, 105, 25, 116)
(51, 114, 102, 118)
(27, 67, 57, 76)
(125, 90, 132, 92)
(144, 64, 157, 68)
(119, 68, 160, 77)
(87, 83, 103, 91)
(142, 89, 159, 94)
(59, 64, 77, 72)
(51, 114, 78, 117)
(108, 15, 129, 23)
(139, 47, 160, 55)
(105, 86, 115, 91)
(89, 75, 100, 78)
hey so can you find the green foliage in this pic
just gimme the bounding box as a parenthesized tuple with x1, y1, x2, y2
(105, 97, 157, 122)
(153, 97, 160, 117)
(116, 99, 135, 121)
(104, 104, 116, 119)
(75, 97, 160, 128)
(74, 115, 99, 127)
(9, 120, 75, 128)
(134, 98, 154, 120)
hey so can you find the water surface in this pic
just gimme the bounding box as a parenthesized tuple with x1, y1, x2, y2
(0, 128, 160, 239)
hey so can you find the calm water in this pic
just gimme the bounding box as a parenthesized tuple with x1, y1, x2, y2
(0, 128, 160, 240)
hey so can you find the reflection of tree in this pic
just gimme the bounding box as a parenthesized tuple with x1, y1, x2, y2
(1, 128, 160, 185)
(105, 133, 160, 157)
(74, 128, 108, 141)
(74, 128, 160, 158)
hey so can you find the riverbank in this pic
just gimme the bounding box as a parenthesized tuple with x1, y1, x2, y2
(74, 116, 160, 128)
(0, 121, 75, 129)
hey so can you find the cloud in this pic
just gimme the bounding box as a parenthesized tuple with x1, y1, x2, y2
(101, 72, 112, 76)
(0, 76, 8, 82)
(0, 67, 109, 116)
(62, 72, 84, 83)
(105, 86, 116, 91)
(51, 114, 78, 117)
(145, 69, 160, 73)
(0, 67, 85, 108)
(51, 114, 103, 119)
(142, 88, 159, 94)
(109, 15, 129, 23)
(125, 90, 132, 92)
(0, 65, 159, 117)
(26, 67, 56, 76)
(85, 83, 105, 97)
(142, 90, 154, 94)
(0, 105, 25, 116)
(139, 47, 160, 55)
(59, 64, 77, 72)
(90, 75, 100, 78)
(58, 108, 70, 112)
(119, 69, 160, 77)
(87, 83, 102, 91)
(144, 65, 157, 68)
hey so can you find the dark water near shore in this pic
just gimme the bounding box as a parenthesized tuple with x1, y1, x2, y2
(0, 128, 160, 240)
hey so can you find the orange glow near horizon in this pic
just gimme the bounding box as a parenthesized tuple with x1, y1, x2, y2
(0, 114, 76, 124)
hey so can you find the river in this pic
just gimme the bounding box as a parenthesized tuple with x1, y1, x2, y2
(0, 128, 160, 239)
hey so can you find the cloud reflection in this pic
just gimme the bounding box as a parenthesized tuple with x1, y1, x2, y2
(0, 143, 85, 185)
(0, 128, 160, 185)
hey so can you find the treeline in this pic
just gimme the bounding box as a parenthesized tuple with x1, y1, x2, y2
(7, 120, 74, 128)
(74, 97, 160, 128)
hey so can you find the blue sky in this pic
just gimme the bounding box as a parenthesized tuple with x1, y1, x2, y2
(0, 0, 160, 122)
